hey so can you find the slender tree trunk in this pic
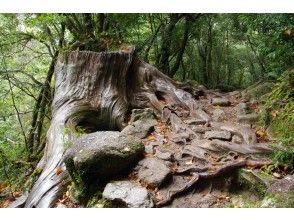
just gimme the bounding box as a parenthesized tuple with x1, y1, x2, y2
(27, 53, 58, 153)
(6, 75, 29, 154)
(157, 14, 182, 76)
(225, 30, 231, 85)
(169, 16, 191, 78)
(246, 35, 266, 78)
(206, 17, 213, 87)
(27, 24, 65, 153)
(144, 22, 163, 62)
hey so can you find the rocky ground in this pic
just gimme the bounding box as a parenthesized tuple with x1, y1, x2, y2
(6, 88, 294, 208)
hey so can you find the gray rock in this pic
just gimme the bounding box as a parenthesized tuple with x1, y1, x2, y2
(103, 181, 153, 208)
(121, 119, 157, 139)
(183, 144, 208, 161)
(204, 130, 231, 141)
(64, 131, 144, 184)
(185, 118, 207, 126)
(210, 122, 257, 145)
(155, 150, 173, 161)
(191, 109, 210, 124)
(171, 132, 192, 145)
(212, 109, 226, 122)
(239, 169, 274, 189)
(171, 135, 186, 145)
(267, 175, 294, 193)
(56, 203, 67, 208)
(136, 158, 171, 187)
(234, 102, 249, 115)
(211, 98, 231, 106)
(129, 108, 156, 124)
(237, 113, 259, 124)
(121, 108, 157, 139)
(232, 135, 243, 144)
(190, 126, 212, 134)
(262, 175, 294, 208)
(145, 144, 155, 154)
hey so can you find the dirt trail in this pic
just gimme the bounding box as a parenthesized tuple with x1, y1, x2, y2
(119, 89, 274, 207)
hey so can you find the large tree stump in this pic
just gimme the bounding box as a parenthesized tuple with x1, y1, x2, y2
(24, 50, 198, 207)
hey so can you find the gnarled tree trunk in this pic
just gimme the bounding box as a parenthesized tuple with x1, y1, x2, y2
(24, 50, 198, 207)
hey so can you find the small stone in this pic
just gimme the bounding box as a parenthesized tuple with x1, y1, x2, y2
(185, 119, 207, 125)
(121, 119, 157, 139)
(129, 108, 155, 124)
(237, 113, 259, 124)
(136, 158, 171, 187)
(56, 203, 67, 208)
(234, 102, 249, 115)
(121, 108, 157, 139)
(191, 109, 210, 123)
(268, 175, 294, 193)
(171, 134, 187, 145)
(155, 150, 173, 161)
(204, 130, 231, 141)
(261, 198, 276, 208)
(212, 109, 226, 122)
(144, 144, 155, 154)
(190, 126, 211, 134)
(232, 135, 243, 144)
(102, 181, 153, 208)
(273, 172, 282, 179)
(211, 98, 231, 106)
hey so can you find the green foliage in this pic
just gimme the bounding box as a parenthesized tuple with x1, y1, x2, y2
(68, 183, 86, 204)
(258, 71, 294, 145)
(274, 148, 294, 167)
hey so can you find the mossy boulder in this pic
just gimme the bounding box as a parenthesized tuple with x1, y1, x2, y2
(238, 169, 275, 197)
(64, 131, 144, 187)
(261, 175, 294, 208)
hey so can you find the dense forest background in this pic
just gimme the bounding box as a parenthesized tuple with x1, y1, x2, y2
(0, 13, 293, 197)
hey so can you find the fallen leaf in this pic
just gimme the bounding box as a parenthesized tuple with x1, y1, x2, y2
(185, 159, 194, 165)
(0, 182, 8, 193)
(12, 192, 20, 198)
(55, 167, 63, 176)
(273, 172, 282, 179)
(147, 135, 156, 141)
(271, 110, 279, 118)
(256, 129, 267, 140)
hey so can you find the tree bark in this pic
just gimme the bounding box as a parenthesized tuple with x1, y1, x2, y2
(24, 50, 198, 207)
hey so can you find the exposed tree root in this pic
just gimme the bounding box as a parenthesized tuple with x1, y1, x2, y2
(154, 159, 271, 207)
(156, 173, 200, 207)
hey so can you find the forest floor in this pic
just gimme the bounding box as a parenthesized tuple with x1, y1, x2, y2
(129, 89, 292, 208)
(1, 87, 293, 208)
(68, 88, 293, 208)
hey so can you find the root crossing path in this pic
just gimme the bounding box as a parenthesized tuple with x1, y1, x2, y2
(100, 89, 273, 208)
